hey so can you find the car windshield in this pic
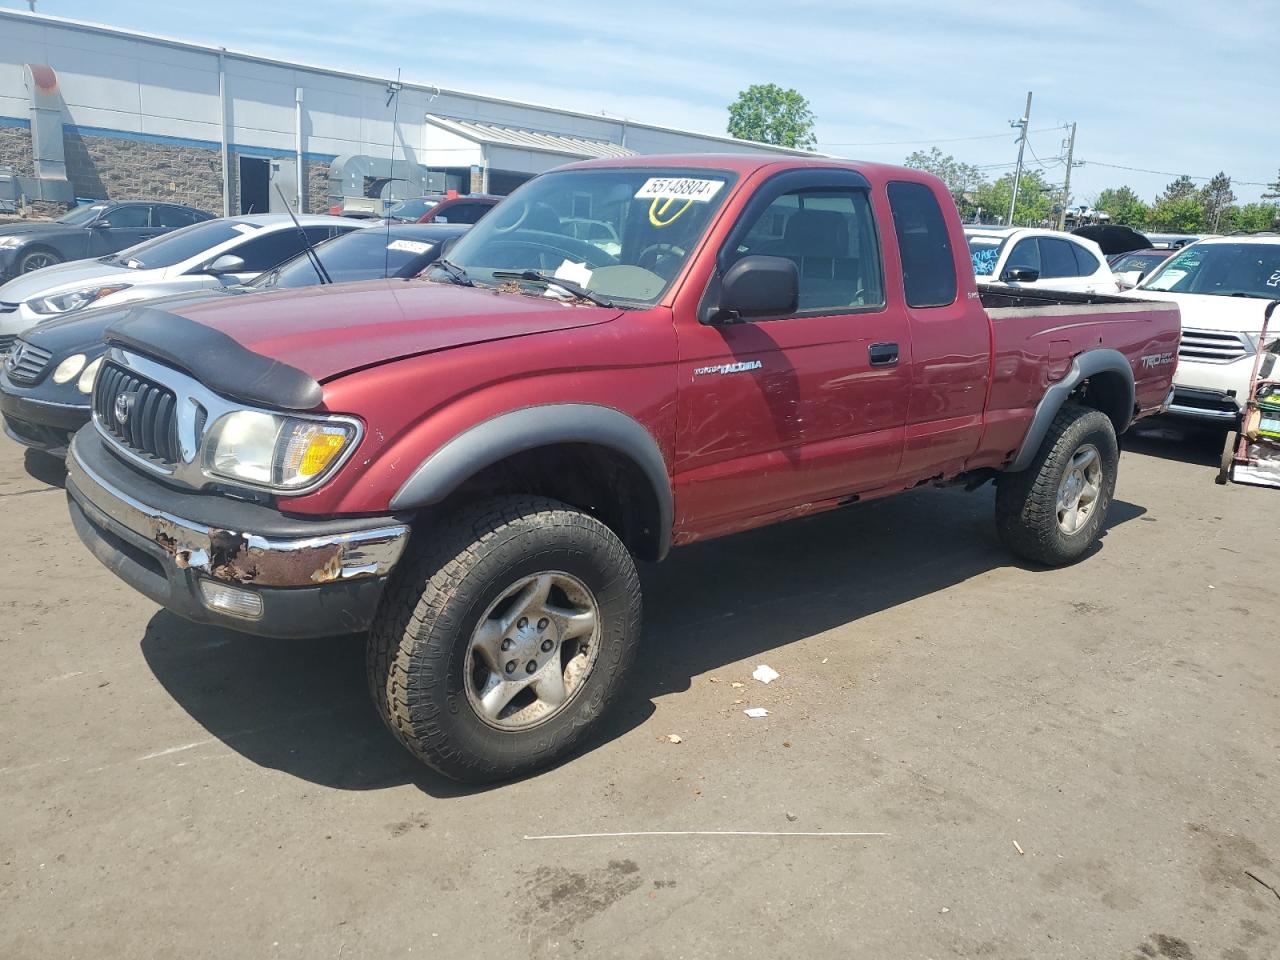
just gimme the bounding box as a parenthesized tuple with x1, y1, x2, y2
(1141, 243, 1280, 299)
(252, 229, 443, 289)
(439, 168, 737, 305)
(386, 198, 437, 221)
(109, 220, 253, 269)
(967, 235, 1006, 275)
(57, 203, 109, 226)
(1112, 253, 1168, 275)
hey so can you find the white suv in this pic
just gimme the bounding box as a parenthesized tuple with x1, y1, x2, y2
(1126, 236, 1280, 425)
(965, 227, 1117, 293)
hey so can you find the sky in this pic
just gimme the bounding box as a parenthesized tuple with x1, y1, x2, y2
(5, 0, 1278, 203)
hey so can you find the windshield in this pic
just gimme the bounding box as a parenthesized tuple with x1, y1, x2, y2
(967, 235, 1007, 275)
(1141, 243, 1280, 299)
(441, 168, 737, 305)
(57, 203, 108, 226)
(386, 198, 437, 222)
(1111, 252, 1169, 275)
(109, 220, 251, 269)
(252, 229, 442, 289)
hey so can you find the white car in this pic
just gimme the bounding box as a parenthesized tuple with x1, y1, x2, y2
(1123, 236, 1280, 425)
(966, 227, 1117, 293)
(0, 214, 361, 345)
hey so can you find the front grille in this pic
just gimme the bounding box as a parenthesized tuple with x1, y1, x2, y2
(1178, 328, 1251, 364)
(93, 361, 180, 466)
(0, 333, 14, 355)
(5, 339, 53, 384)
(0, 302, 17, 315)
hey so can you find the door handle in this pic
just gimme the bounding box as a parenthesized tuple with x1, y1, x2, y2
(869, 342, 899, 366)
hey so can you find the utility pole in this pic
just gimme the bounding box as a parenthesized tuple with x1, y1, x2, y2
(1007, 91, 1032, 226)
(1057, 122, 1077, 231)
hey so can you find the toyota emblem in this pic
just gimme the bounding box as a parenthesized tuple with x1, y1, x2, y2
(114, 392, 133, 425)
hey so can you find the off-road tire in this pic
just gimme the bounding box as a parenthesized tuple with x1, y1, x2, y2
(367, 495, 642, 783)
(995, 404, 1119, 566)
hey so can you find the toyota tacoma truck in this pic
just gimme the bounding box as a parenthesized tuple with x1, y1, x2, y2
(62, 155, 1180, 782)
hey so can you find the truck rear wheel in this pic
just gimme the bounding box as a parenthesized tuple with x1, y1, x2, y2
(995, 404, 1119, 566)
(367, 496, 641, 783)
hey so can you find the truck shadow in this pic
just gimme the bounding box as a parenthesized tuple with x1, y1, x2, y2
(1123, 419, 1225, 468)
(140, 484, 1145, 797)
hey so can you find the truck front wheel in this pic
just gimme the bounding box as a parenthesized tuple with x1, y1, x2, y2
(367, 496, 642, 783)
(995, 404, 1119, 566)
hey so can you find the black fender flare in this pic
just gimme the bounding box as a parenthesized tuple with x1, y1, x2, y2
(1009, 349, 1135, 473)
(389, 403, 674, 558)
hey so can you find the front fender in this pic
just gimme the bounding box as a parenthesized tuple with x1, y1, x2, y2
(389, 403, 674, 557)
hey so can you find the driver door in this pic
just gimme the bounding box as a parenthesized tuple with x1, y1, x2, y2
(88, 204, 156, 255)
(673, 170, 911, 535)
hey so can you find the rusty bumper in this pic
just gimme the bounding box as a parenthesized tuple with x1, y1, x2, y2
(65, 428, 412, 638)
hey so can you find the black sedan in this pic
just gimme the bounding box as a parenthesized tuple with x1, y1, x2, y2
(0, 200, 214, 282)
(1, 221, 468, 457)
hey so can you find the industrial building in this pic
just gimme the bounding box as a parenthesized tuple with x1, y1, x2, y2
(0, 9, 803, 217)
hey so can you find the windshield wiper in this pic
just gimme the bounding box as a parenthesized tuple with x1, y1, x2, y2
(429, 258, 474, 287)
(491, 270, 615, 308)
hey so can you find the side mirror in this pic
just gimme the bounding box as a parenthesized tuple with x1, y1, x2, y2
(704, 255, 799, 324)
(1002, 266, 1040, 283)
(1116, 270, 1145, 289)
(90, 220, 109, 229)
(205, 254, 246, 275)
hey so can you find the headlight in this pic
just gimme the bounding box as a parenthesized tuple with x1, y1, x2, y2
(29, 284, 132, 315)
(0, 236, 23, 249)
(77, 356, 103, 394)
(204, 410, 358, 490)
(51, 353, 87, 384)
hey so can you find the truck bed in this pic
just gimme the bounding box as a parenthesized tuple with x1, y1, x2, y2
(978, 283, 1146, 310)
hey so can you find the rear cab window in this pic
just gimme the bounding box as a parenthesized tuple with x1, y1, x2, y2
(887, 181, 957, 307)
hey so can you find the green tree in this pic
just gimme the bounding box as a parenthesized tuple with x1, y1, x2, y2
(1227, 202, 1279, 232)
(1159, 174, 1200, 204)
(1198, 172, 1235, 232)
(1147, 196, 1206, 233)
(1261, 168, 1280, 202)
(1094, 186, 1149, 227)
(971, 169, 1054, 226)
(727, 84, 816, 150)
(904, 147, 987, 214)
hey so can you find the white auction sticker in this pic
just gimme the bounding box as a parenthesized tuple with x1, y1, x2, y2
(387, 239, 433, 254)
(634, 177, 725, 203)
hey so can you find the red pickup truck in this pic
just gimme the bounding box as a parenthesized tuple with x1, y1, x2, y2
(63, 155, 1180, 782)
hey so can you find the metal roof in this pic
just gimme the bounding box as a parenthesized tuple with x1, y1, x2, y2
(424, 115, 636, 160)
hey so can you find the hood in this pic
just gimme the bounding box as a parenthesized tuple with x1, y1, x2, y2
(0, 222, 77, 240)
(1125, 290, 1273, 334)
(22, 287, 241, 355)
(0, 258, 132, 303)
(165, 279, 625, 381)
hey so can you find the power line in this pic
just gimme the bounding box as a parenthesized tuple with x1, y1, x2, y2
(818, 126, 1065, 148)
(1079, 159, 1272, 187)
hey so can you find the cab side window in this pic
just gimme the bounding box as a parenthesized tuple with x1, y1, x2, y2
(732, 186, 884, 314)
(1070, 242, 1102, 276)
(887, 181, 957, 308)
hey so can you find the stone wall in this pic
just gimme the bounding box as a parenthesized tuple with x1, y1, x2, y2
(307, 160, 330, 214)
(0, 125, 34, 177)
(63, 130, 223, 213)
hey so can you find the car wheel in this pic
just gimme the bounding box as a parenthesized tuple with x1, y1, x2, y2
(18, 248, 62, 273)
(995, 404, 1119, 566)
(367, 495, 642, 783)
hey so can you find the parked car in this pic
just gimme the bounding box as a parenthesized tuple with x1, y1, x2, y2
(64, 154, 1178, 782)
(1145, 233, 1208, 250)
(966, 226, 1117, 292)
(1121, 236, 1280, 425)
(1108, 248, 1178, 287)
(0, 200, 213, 283)
(0, 214, 360, 347)
(1, 222, 468, 457)
(334, 193, 501, 225)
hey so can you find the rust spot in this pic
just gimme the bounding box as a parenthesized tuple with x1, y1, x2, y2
(206, 528, 345, 587)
